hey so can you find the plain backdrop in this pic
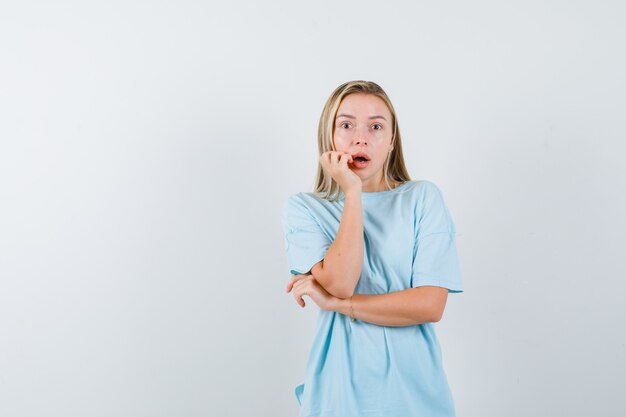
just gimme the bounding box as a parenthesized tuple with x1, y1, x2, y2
(1, 1, 625, 416)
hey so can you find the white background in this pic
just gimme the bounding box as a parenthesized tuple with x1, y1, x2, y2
(1, 1, 625, 416)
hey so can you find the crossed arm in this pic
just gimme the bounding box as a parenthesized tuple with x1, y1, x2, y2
(315, 266, 448, 326)
(289, 190, 449, 327)
(337, 286, 448, 326)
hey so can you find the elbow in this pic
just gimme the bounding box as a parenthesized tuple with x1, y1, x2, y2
(311, 262, 357, 299)
(326, 284, 354, 299)
(424, 297, 445, 323)
(317, 275, 354, 299)
(430, 306, 445, 323)
(420, 286, 448, 323)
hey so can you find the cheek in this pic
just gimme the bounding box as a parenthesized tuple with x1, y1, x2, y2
(332, 132, 350, 149)
(374, 149, 391, 165)
(333, 129, 347, 139)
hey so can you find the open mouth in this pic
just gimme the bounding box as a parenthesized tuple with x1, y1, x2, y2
(352, 152, 371, 162)
(351, 152, 371, 168)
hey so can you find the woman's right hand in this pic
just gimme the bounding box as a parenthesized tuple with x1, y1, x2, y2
(319, 151, 362, 194)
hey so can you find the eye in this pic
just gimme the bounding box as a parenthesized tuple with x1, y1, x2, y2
(339, 122, 351, 129)
(372, 124, 383, 130)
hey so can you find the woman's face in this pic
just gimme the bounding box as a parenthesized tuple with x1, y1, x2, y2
(333, 93, 394, 191)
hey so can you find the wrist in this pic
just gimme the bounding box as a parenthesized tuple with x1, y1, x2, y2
(343, 188, 361, 199)
(330, 297, 350, 315)
(330, 296, 351, 316)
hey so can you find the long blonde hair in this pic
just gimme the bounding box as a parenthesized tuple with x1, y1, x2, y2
(314, 80, 411, 201)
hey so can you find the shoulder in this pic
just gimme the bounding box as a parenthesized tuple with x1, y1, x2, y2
(404, 179, 444, 200)
(281, 191, 327, 219)
(282, 191, 321, 209)
(410, 179, 452, 217)
(414, 179, 442, 191)
(282, 192, 305, 216)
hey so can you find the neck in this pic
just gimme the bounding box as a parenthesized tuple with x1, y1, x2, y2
(362, 175, 396, 193)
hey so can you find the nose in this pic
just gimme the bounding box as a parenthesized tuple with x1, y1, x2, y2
(352, 126, 369, 146)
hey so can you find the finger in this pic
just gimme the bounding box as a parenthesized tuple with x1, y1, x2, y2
(330, 152, 338, 166)
(296, 281, 314, 308)
(286, 274, 305, 292)
(293, 287, 306, 307)
(319, 152, 330, 167)
(292, 278, 307, 294)
(340, 152, 352, 167)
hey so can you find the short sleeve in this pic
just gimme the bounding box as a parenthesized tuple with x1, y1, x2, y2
(410, 182, 464, 293)
(281, 195, 332, 276)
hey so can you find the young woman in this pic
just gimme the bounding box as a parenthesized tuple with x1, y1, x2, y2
(281, 80, 464, 417)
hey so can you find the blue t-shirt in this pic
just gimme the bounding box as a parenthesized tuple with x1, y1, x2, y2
(280, 180, 464, 417)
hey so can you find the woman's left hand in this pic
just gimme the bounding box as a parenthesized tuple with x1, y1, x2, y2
(286, 273, 337, 311)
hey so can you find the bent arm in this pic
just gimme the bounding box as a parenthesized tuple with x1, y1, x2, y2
(329, 285, 449, 327)
(312, 190, 363, 299)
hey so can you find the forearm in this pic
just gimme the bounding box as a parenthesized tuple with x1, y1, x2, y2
(316, 190, 363, 298)
(330, 287, 441, 327)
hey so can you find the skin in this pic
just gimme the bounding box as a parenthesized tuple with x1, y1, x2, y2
(286, 93, 449, 326)
(307, 93, 391, 298)
(331, 92, 396, 192)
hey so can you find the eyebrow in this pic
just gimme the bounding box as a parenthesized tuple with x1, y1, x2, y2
(336, 113, 387, 121)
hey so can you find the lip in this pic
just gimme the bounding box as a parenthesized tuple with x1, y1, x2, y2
(351, 151, 371, 161)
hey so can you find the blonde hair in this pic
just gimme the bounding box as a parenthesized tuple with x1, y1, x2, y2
(313, 80, 411, 201)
